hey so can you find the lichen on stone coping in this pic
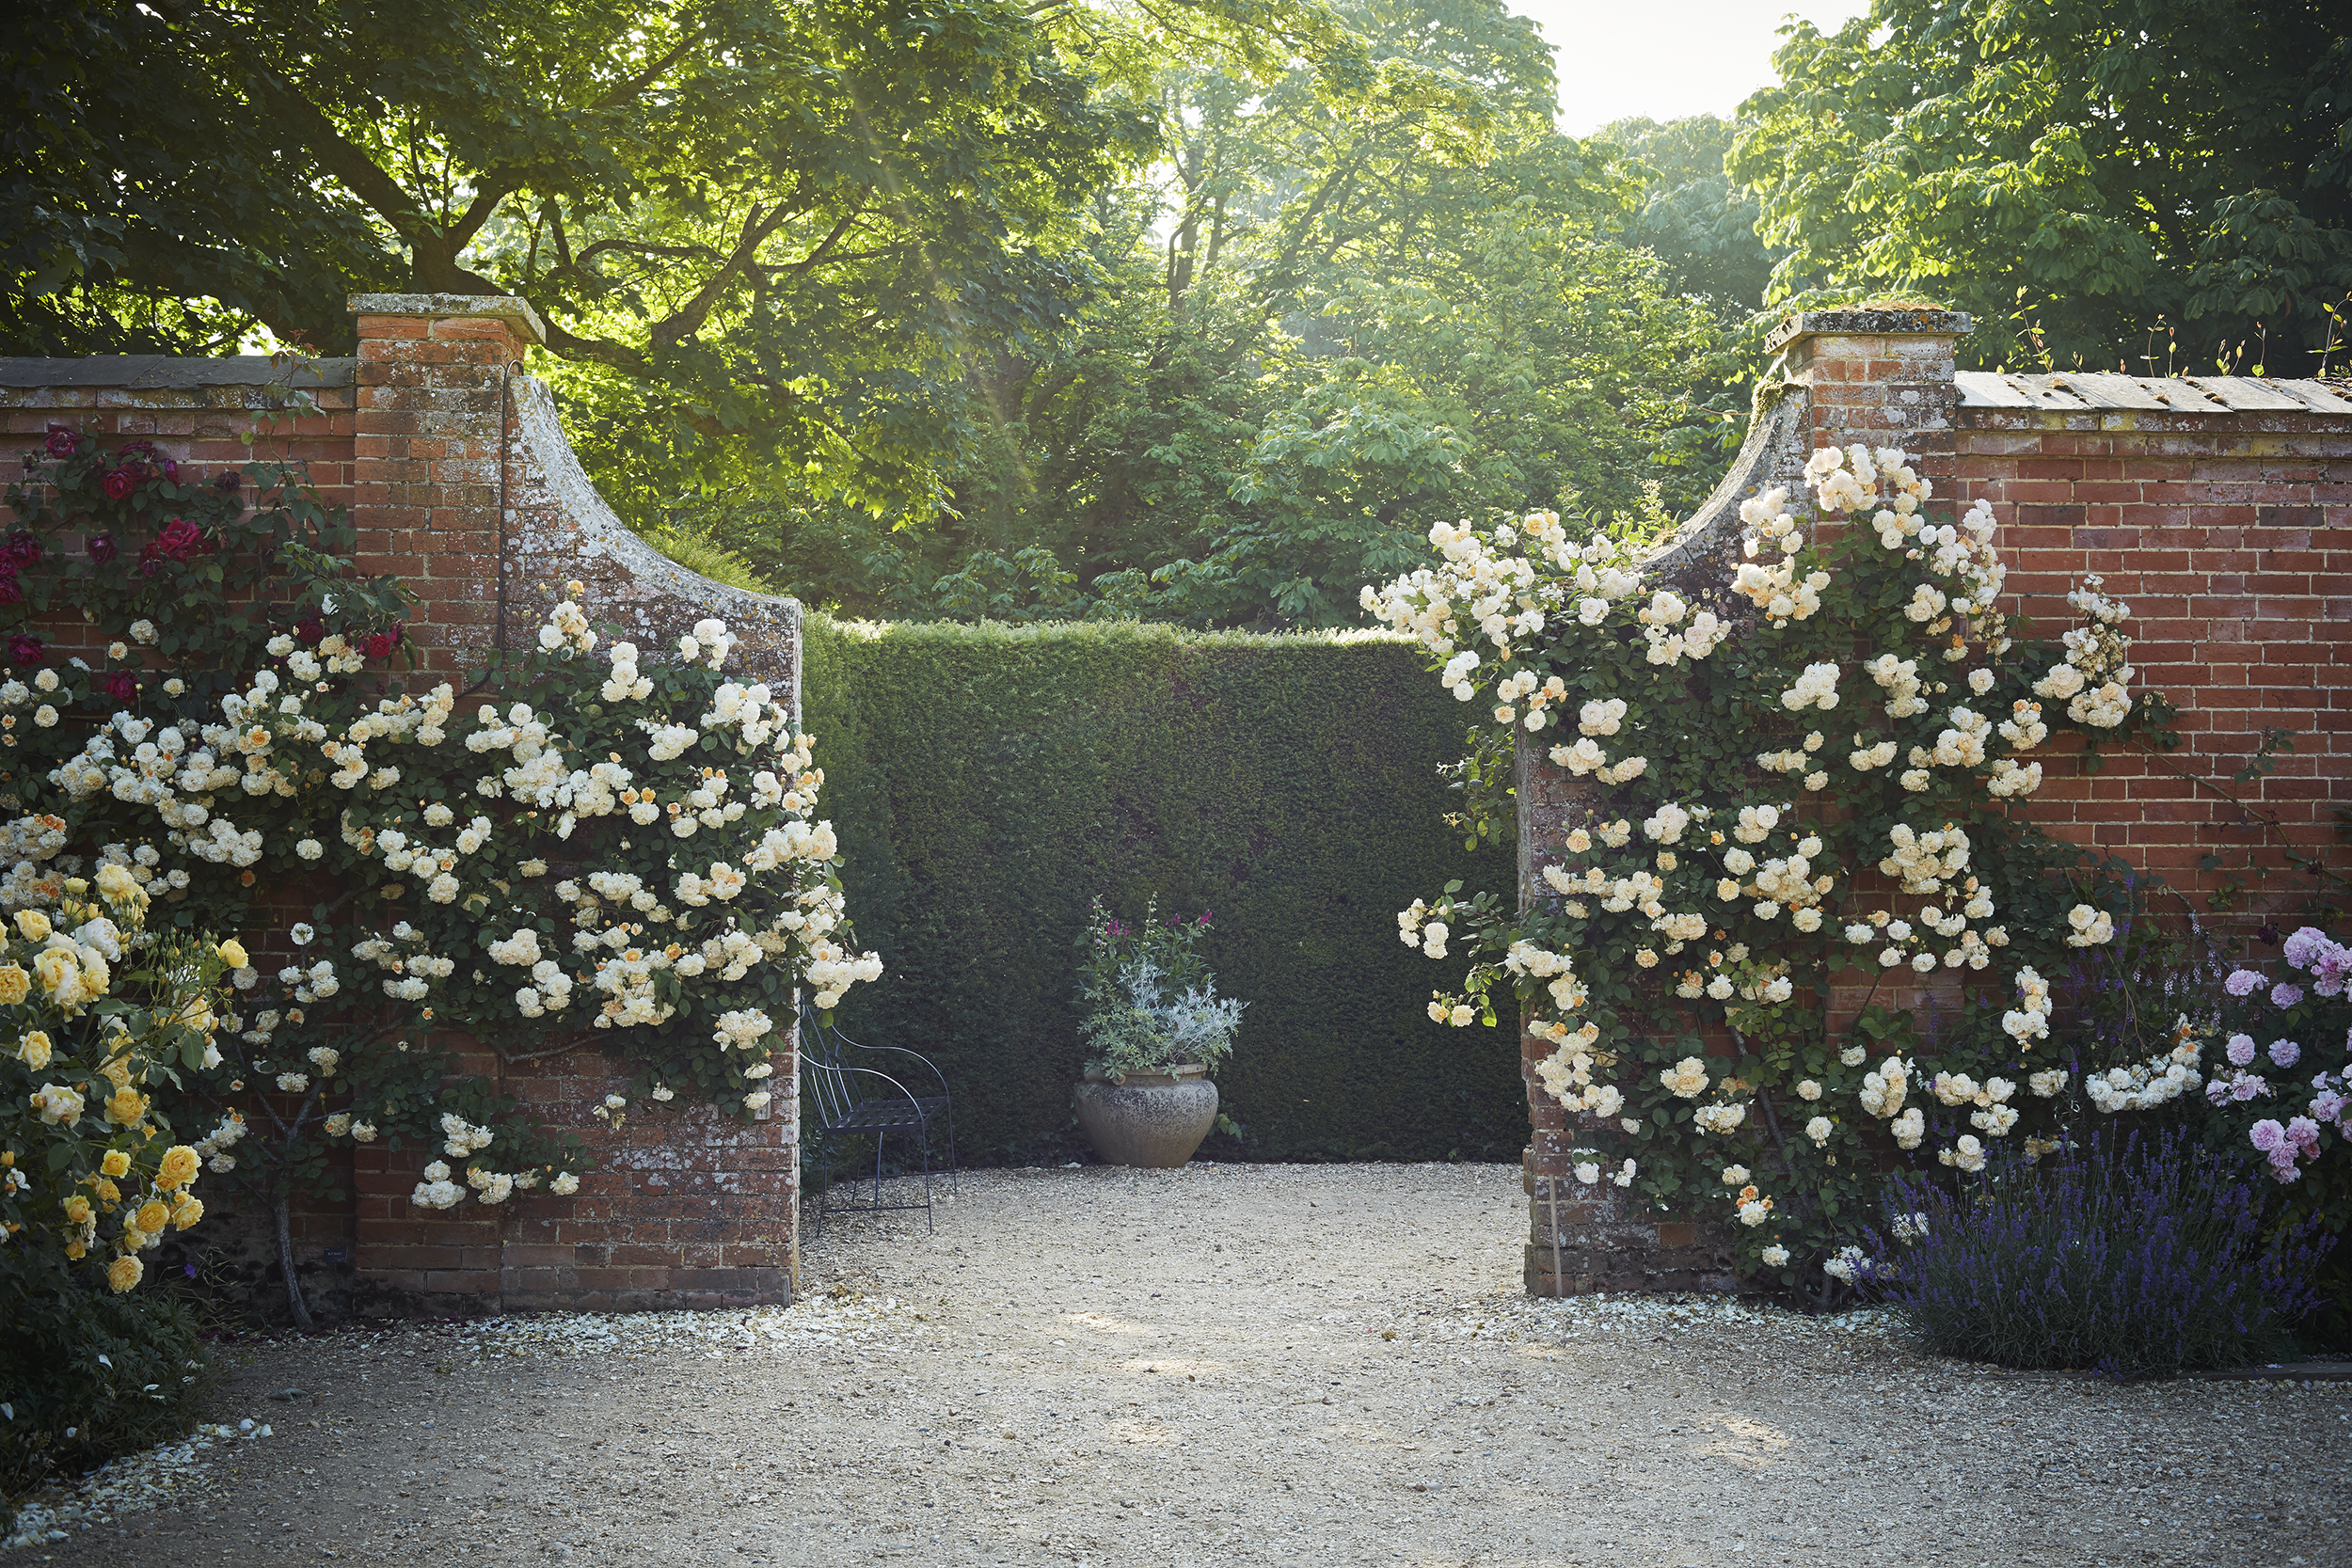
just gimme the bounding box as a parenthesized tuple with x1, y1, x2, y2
(1764, 307, 1973, 352)
(347, 292, 548, 345)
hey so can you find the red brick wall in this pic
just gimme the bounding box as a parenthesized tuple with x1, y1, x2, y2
(1516, 311, 2352, 1296)
(1954, 411, 2351, 922)
(0, 297, 803, 1318)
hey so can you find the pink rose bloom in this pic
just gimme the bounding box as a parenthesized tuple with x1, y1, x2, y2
(2313, 947, 2348, 998)
(2286, 1116, 2321, 1153)
(2267, 1151, 2303, 1183)
(2226, 1034, 2257, 1067)
(2269, 1038, 2301, 1069)
(2224, 969, 2264, 997)
(2312, 1089, 2345, 1123)
(2249, 1118, 2286, 1153)
(2230, 1075, 2268, 1102)
(2271, 983, 2304, 1008)
(2282, 927, 2327, 969)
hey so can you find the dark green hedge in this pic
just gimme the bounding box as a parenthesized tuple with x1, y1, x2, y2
(801, 616, 1520, 1164)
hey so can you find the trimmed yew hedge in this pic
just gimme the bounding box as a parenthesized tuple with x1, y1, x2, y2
(801, 616, 1518, 1164)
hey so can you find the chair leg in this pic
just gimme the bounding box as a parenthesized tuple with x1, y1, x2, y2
(919, 1119, 934, 1235)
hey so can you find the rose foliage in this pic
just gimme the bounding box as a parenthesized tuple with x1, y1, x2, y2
(2, 429, 879, 1326)
(1366, 442, 2213, 1291)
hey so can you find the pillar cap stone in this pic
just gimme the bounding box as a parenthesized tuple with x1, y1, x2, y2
(1766, 306, 1971, 352)
(347, 293, 548, 346)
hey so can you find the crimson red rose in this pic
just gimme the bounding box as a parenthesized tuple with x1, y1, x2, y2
(5, 532, 39, 569)
(100, 671, 138, 704)
(8, 635, 41, 667)
(294, 616, 326, 644)
(362, 631, 395, 660)
(0, 578, 21, 609)
(117, 440, 154, 463)
(136, 542, 164, 577)
(100, 469, 137, 501)
(43, 425, 77, 458)
(160, 459, 179, 483)
(155, 516, 205, 562)
(87, 533, 116, 564)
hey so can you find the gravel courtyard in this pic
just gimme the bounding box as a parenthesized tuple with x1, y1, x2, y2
(11, 1163, 2348, 1567)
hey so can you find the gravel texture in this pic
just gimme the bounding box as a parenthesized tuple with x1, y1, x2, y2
(9, 1162, 2348, 1566)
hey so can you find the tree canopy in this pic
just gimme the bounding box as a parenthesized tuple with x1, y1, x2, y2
(1730, 0, 2352, 374)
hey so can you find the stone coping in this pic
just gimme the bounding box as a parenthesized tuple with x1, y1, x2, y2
(1955, 369, 2352, 418)
(347, 293, 548, 344)
(0, 356, 357, 389)
(1766, 308, 1973, 350)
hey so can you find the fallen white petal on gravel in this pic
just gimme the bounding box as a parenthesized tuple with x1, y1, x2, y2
(455, 1291, 918, 1361)
(1, 1420, 269, 1550)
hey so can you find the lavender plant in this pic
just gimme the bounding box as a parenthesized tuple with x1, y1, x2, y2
(1858, 1129, 2333, 1378)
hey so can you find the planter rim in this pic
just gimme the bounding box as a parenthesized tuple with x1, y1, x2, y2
(1081, 1063, 1212, 1085)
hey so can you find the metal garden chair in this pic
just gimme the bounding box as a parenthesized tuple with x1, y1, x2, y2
(800, 1002, 958, 1232)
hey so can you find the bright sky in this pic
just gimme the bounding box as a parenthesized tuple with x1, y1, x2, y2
(1513, 0, 1877, 135)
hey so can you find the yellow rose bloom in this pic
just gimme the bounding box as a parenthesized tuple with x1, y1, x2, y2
(99, 1055, 132, 1089)
(103, 1085, 145, 1127)
(105, 1254, 142, 1292)
(156, 1145, 199, 1191)
(15, 1030, 48, 1069)
(217, 939, 249, 970)
(135, 1199, 169, 1234)
(95, 862, 142, 906)
(63, 1195, 90, 1225)
(33, 947, 79, 1000)
(171, 1196, 204, 1229)
(64, 1240, 87, 1260)
(92, 1177, 120, 1205)
(15, 910, 51, 942)
(99, 1149, 131, 1178)
(0, 965, 27, 1005)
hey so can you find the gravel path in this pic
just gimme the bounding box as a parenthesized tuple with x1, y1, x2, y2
(11, 1163, 2348, 1567)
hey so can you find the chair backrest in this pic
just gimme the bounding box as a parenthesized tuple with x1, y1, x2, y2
(799, 1007, 865, 1130)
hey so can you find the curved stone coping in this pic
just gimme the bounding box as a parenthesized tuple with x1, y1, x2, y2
(1638, 383, 1807, 588)
(509, 371, 802, 635)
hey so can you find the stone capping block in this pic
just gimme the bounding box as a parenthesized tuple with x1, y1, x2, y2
(347, 293, 548, 346)
(1765, 307, 1972, 351)
(0, 356, 357, 389)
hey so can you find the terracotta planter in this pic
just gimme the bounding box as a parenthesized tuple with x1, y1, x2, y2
(1073, 1065, 1218, 1168)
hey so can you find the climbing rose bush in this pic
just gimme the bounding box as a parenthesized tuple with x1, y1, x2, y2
(1366, 444, 2181, 1289)
(0, 857, 230, 1294)
(2, 430, 879, 1323)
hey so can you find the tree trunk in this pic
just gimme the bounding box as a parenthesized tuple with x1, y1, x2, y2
(273, 1189, 315, 1333)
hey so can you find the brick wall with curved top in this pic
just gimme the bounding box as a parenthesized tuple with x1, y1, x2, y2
(1518, 311, 2352, 1298)
(1, 295, 806, 1318)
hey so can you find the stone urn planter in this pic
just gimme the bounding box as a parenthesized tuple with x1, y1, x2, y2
(1073, 1064, 1218, 1168)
